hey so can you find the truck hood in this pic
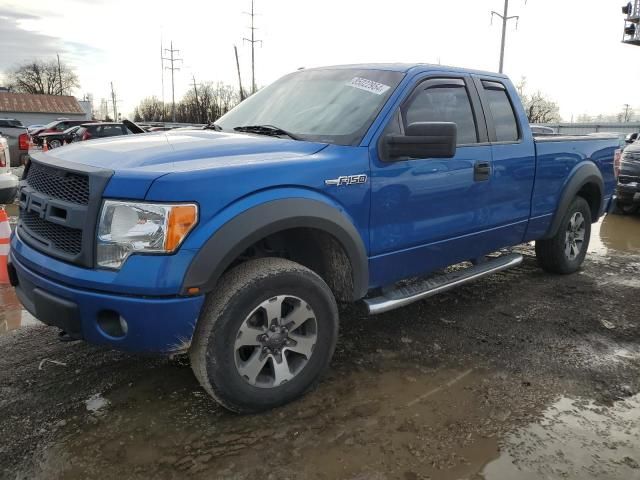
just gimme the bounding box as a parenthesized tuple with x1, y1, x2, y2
(35, 130, 328, 173)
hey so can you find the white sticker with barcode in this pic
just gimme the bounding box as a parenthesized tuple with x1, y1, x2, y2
(347, 77, 391, 95)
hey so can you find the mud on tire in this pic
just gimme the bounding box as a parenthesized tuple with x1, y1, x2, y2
(189, 257, 339, 413)
(535, 196, 592, 274)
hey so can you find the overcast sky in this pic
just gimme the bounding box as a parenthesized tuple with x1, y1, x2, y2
(0, 0, 638, 120)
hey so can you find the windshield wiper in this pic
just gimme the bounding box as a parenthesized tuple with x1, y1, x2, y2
(203, 122, 223, 131)
(233, 124, 300, 140)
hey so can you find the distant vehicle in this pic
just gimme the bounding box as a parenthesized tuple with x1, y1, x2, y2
(30, 119, 89, 138)
(146, 126, 174, 132)
(27, 124, 45, 134)
(35, 126, 83, 149)
(70, 121, 145, 143)
(0, 135, 18, 203)
(530, 125, 556, 135)
(0, 118, 29, 167)
(615, 140, 640, 214)
(624, 132, 639, 146)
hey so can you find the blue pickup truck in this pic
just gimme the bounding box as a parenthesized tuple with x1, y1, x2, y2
(8, 64, 618, 412)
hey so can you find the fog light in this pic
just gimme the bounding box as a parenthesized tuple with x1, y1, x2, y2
(97, 310, 128, 338)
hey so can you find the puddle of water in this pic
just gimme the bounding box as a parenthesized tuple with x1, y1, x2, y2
(31, 365, 510, 480)
(482, 394, 640, 480)
(0, 285, 41, 334)
(590, 214, 640, 256)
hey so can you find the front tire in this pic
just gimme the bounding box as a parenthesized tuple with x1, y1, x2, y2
(535, 196, 592, 274)
(189, 258, 339, 413)
(48, 139, 62, 149)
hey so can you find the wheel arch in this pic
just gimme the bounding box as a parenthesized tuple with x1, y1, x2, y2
(181, 198, 369, 302)
(542, 161, 603, 239)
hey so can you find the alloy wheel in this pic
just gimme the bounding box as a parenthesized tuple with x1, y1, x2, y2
(233, 295, 318, 388)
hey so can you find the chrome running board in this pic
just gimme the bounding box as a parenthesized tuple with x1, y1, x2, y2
(364, 253, 523, 315)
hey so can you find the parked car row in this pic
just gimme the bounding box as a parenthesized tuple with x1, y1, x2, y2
(30, 120, 146, 151)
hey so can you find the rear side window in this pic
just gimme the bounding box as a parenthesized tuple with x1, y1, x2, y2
(482, 83, 519, 142)
(0, 119, 23, 127)
(98, 125, 124, 137)
(404, 83, 478, 145)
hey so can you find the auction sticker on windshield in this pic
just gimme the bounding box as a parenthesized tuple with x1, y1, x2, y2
(347, 77, 391, 95)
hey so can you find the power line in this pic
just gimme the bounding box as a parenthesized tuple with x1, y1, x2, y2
(162, 40, 183, 122)
(491, 0, 521, 73)
(243, 0, 262, 94)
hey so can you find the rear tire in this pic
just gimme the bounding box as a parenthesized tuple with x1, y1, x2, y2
(535, 196, 592, 274)
(189, 257, 339, 413)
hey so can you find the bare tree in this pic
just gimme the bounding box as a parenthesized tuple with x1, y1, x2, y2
(134, 97, 168, 122)
(133, 83, 240, 124)
(516, 77, 561, 124)
(617, 105, 634, 123)
(7, 59, 80, 95)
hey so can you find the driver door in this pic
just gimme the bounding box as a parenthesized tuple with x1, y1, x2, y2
(368, 75, 494, 287)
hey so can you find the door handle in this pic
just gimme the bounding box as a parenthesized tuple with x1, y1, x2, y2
(474, 161, 491, 181)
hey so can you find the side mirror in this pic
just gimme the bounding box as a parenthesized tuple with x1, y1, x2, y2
(384, 122, 457, 160)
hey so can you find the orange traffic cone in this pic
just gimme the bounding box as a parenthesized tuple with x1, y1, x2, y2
(42, 141, 48, 152)
(0, 207, 10, 284)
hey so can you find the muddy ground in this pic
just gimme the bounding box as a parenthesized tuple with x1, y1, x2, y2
(1, 205, 640, 480)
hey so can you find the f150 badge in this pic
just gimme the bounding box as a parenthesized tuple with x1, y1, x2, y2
(324, 174, 368, 186)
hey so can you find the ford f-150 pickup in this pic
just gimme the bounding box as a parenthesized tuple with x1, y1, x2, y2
(8, 64, 619, 413)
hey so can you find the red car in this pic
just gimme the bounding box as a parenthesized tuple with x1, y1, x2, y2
(30, 119, 88, 137)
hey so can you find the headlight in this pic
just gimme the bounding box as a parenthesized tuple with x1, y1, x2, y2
(97, 200, 198, 269)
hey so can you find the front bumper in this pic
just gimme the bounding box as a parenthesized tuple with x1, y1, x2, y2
(8, 249, 205, 353)
(0, 172, 18, 204)
(616, 182, 640, 206)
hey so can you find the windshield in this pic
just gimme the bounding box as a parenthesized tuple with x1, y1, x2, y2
(216, 68, 404, 146)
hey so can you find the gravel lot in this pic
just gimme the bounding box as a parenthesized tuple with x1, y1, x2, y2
(1, 207, 639, 480)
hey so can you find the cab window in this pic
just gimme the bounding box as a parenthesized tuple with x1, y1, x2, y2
(402, 80, 478, 145)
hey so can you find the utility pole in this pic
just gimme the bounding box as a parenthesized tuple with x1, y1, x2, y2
(192, 75, 201, 123)
(623, 103, 631, 122)
(234, 45, 246, 101)
(56, 53, 63, 95)
(243, 0, 262, 94)
(160, 35, 166, 121)
(110, 82, 118, 121)
(162, 41, 182, 122)
(491, 0, 520, 73)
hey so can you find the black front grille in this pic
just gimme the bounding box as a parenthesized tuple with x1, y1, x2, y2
(18, 159, 112, 266)
(25, 162, 90, 205)
(21, 211, 83, 255)
(619, 175, 640, 185)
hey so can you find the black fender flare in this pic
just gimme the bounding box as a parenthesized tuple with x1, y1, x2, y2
(542, 162, 603, 239)
(181, 198, 369, 301)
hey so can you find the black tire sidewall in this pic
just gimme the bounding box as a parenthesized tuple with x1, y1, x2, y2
(204, 268, 338, 412)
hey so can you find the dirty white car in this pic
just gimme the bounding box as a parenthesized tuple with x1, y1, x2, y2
(0, 135, 19, 204)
